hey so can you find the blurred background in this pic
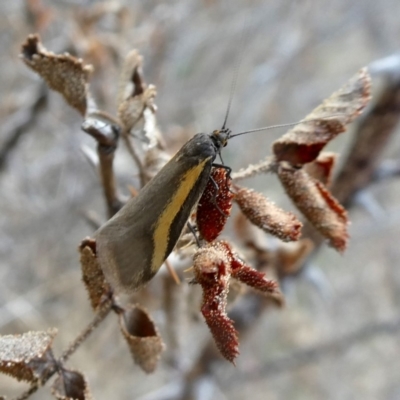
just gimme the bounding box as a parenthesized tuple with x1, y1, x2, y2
(1, 0, 400, 399)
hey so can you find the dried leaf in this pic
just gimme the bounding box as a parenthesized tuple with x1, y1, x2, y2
(278, 163, 348, 252)
(21, 34, 93, 115)
(273, 239, 315, 278)
(119, 305, 165, 373)
(233, 211, 270, 252)
(0, 329, 57, 383)
(273, 68, 371, 165)
(193, 243, 238, 363)
(235, 186, 302, 242)
(52, 369, 92, 400)
(197, 168, 233, 242)
(304, 152, 337, 187)
(79, 238, 109, 310)
(117, 50, 157, 132)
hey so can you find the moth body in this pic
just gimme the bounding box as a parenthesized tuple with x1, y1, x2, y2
(95, 131, 229, 293)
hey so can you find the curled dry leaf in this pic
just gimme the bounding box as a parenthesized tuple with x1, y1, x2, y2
(193, 241, 282, 363)
(79, 238, 109, 310)
(304, 152, 337, 187)
(193, 242, 238, 363)
(273, 68, 371, 165)
(235, 186, 302, 242)
(278, 163, 348, 252)
(52, 369, 92, 400)
(119, 305, 165, 373)
(117, 50, 157, 133)
(0, 329, 57, 383)
(21, 34, 93, 115)
(197, 168, 233, 242)
(273, 239, 315, 278)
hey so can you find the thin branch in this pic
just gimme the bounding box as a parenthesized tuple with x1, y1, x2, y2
(237, 315, 400, 382)
(12, 299, 113, 400)
(82, 114, 124, 218)
(0, 85, 47, 171)
(232, 157, 275, 181)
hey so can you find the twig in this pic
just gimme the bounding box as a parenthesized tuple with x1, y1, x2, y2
(232, 157, 275, 181)
(0, 85, 47, 171)
(82, 114, 124, 218)
(12, 299, 113, 400)
(59, 298, 112, 363)
(122, 132, 146, 187)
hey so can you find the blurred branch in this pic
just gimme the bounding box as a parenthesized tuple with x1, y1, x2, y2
(237, 315, 400, 382)
(0, 85, 47, 172)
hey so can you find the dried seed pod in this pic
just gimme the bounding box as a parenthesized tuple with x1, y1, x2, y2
(196, 168, 233, 242)
(278, 163, 348, 252)
(273, 68, 371, 165)
(119, 305, 165, 373)
(193, 241, 283, 362)
(0, 329, 57, 383)
(52, 369, 92, 400)
(21, 34, 93, 115)
(79, 238, 109, 310)
(193, 242, 238, 363)
(235, 186, 302, 242)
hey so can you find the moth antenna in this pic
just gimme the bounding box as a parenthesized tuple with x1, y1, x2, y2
(230, 115, 346, 138)
(221, 19, 249, 130)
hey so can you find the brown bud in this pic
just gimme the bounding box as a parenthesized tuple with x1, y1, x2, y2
(235, 186, 302, 242)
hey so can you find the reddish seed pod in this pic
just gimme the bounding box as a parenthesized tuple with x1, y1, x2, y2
(196, 168, 233, 242)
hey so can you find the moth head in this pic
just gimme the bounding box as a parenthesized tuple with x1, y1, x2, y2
(211, 128, 231, 149)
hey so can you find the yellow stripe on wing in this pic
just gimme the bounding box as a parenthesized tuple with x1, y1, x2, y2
(151, 157, 211, 273)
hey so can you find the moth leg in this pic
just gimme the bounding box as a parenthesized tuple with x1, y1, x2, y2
(208, 175, 230, 218)
(187, 222, 201, 247)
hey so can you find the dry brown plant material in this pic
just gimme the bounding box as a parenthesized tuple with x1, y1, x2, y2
(192, 241, 282, 363)
(273, 239, 315, 278)
(278, 163, 348, 252)
(0, 329, 57, 383)
(304, 152, 337, 187)
(119, 305, 165, 373)
(51, 369, 92, 400)
(21, 34, 93, 116)
(272, 68, 371, 165)
(235, 186, 302, 242)
(117, 50, 157, 133)
(79, 238, 109, 310)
